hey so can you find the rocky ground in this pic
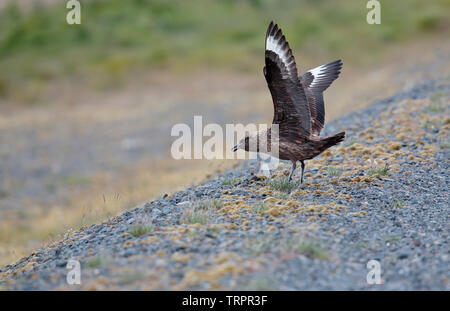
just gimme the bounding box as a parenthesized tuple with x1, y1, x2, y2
(0, 78, 449, 290)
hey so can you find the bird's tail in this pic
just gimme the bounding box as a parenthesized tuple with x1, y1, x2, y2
(318, 131, 345, 152)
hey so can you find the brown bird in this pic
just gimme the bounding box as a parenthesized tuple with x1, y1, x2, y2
(232, 21, 345, 183)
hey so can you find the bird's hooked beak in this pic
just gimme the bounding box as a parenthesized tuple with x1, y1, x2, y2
(232, 145, 238, 152)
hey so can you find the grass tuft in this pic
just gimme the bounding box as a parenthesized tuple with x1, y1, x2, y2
(423, 119, 441, 130)
(325, 166, 342, 177)
(181, 199, 221, 225)
(273, 192, 289, 200)
(439, 142, 450, 149)
(84, 256, 111, 268)
(268, 177, 297, 192)
(296, 240, 329, 260)
(251, 203, 269, 214)
(129, 224, 153, 237)
(393, 200, 404, 208)
(367, 164, 390, 177)
(426, 104, 445, 113)
(221, 177, 238, 186)
(85, 257, 102, 268)
(184, 211, 209, 225)
(195, 199, 222, 210)
(386, 236, 399, 242)
(247, 236, 275, 255)
(118, 271, 147, 285)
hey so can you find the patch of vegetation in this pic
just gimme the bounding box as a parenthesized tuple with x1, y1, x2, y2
(416, 14, 440, 32)
(129, 224, 153, 237)
(244, 277, 276, 291)
(295, 240, 328, 260)
(85, 257, 102, 268)
(268, 177, 297, 192)
(430, 91, 444, 103)
(118, 271, 147, 285)
(439, 142, 450, 149)
(182, 199, 221, 225)
(273, 191, 289, 200)
(367, 164, 390, 177)
(423, 119, 441, 130)
(0, 188, 9, 199)
(426, 104, 445, 113)
(354, 243, 368, 249)
(207, 227, 219, 236)
(195, 199, 222, 210)
(393, 200, 404, 208)
(386, 236, 400, 242)
(325, 166, 342, 177)
(221, 177, 238, 186)
(251, 203, 269, 214)
(84, 256, 111, 268)
(187, 228, 200, 238)
(184, 210, 209, 225)
(247, 236, 275, 255)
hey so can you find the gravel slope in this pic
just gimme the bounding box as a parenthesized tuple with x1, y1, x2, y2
(1, 79, 449, 290)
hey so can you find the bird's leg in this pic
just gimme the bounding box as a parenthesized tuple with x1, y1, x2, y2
(288, 161, 297, 181)
(300, 160, 305, 184)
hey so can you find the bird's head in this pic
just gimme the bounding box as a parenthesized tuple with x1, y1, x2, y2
(233, 132, 262, 152)
(232, 136, 248, 152)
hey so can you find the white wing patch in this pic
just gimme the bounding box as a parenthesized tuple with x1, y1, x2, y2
(266, 33, 295, 78)
(308, 64, 328, 88)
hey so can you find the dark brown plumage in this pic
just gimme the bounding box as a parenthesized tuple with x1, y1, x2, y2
(233, 21, 345, 183)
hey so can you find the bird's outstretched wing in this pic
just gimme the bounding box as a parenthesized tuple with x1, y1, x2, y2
(300, 60, 343, 136)
(264, 21, 311, 139)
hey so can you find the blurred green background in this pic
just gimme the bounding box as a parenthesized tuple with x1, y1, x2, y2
(0, 0, 448, 103)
